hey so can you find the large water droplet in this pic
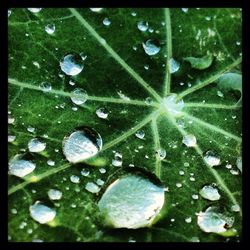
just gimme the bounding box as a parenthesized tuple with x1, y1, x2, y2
(169, 58, 180, 73)
(137, 21, 149, 32)
(30, 202, 56, 224)
(85, 182, 100, 193)
(182, 134, 197, 147)
(199, 185, 221, 201)
(48, 189, 62, 200)
(142, 39, 161, 56)
(27, 8, 42, 13)
(112, 152, 123, 167)
(8, 135, 16, 142)
(60, 53, 84, 76)
(96, 107, 108, 119)
(98, 172, 165, 229)
(162, 94, 184, 117)
(45, 23, 55, 35)
(28, 138, 46, 153)
(197, 206, 234, 233)
(71, 88, 88, 105)
(8, 114, 15, 124)
(62, 128, 102, 163)
(9, 155, 36, 177)
(203, 150, 220, 167)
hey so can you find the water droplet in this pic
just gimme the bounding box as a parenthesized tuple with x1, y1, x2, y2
(71, 88, 88, 105)
(217, 90, 224, 97)
(11, 208, 17, 214)
(176, 183, 182, 188)
(28, 138, 46, 153)
(192, 194, 199, 200)
(70, 175, 80, 183)
(27, 126, 35, 133)
(182, 134, 197, 147)
(99, 168, 106, 174)
(190, 237, 200, 242)
(85, 182, 100, 193)
(197, 206, 234, 233)
(48, 189, 62, 200)
(185, 217, 192, 223)
(156, 148, 166, 160)
(236, 157, 242, 173)
(90, 8, 103, 13)
(103, 17, 111, 26)
(199, 185, 221, 201)
(144, 64, 149, 70)
(60, 53, 84, 76)
(9, 155, 36, 177)
(96, 107, 108, 119)
(81, 169, 90, 176)
(98, 172, 165, 229)
(62, 128, 102, 163)
(135, 130, 145, 140)
(8, 114, 15, 124)
(8, 135, 16, 142)
(203, 150, 221, 167)
(205, 16, 212, 21)
(137, 21, 149, 32)
(181, 8, 189, 13)
(131, 12, 137, 17)
(8, 9, 12, 17)
(163, 94, 184, 117)
(179, 170, 185, 176)
(45, 23, 55, 34)
(112, 152, 123, 167)
(96, 179, 105, 186)
(39, 82, 52, 92)
(142, 39, 161, 56)
(30, 202, 56, 224)
(117, 90, 130, 100)
(27, 8, 42, 13)
(231, 204, 240, 212)
(145, 97, 153, 105)
(47, 160, 55, 166)
(169, 58, 180, 73)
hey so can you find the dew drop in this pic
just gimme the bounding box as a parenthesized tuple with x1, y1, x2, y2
(45, 23, 55, 35)
(47, 160, 55, 166)
(117, 90, 130, 101)
(90, 8, 103, 13)
(85, 182, 101, 193)
(29, 202, 56, 224)
(27, 8, 42, 13)
(236, 157, 242, 173)
(142, 39, 161, 56)
(217, 90, 224, 98)
(79, 52, 87, 61)
(81, 169, 90, 176)
(192, 194, 199, 200)
(169, 58, 180, 73)
(145, 97, 153, 105)
(135, 130, 145, 140)
(112, 152, 123, 167)
(156, 148, 166, 160)
(231, 204, 240, 212)
(48, 189, 62, 200)
(203, 150, 221, 167)
(39, 82, 52, 92)
(70, 175, 80, 183)
(8, 114, 15, 124)
(98, 172, 165, 229)
(199, 185, 221, 201)
(176, 183, 182, 188)
(179, 170, 185, 176)
(185, 217, 192, 223)
(27, 126, 35, 133)
(96, 179, 105, 186)
(71, 88, 88, 105)
(182, 134, 197, 147)
(28, 138, 46, 153)
(8, 9, 12, 17)
(181, 8, 189, 13)
(96, 107, 108, 119)
(8, 135, 16, 142)
(137, 21, 149, 32)
(99, 168, 106, 174)
(62, 128, 102, 163)
(103, 17, 111, 26)
(60, 53, 84, 76)
(9, 155, 36, 177)
(144, 64, 149, 70)
(162, 94, 184, 117)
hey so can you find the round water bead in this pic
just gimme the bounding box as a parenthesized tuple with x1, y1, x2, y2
(90, 8, 103, 12)
(103, 18, 111, 26)
(199, 185, 221, 201)
(142, 39, 161, 56)
(28, 138, 46, 153)
(62, 127, 103, 163)
(96, 107, 108, 119)
(60, 53, 84, 76)
(169, 58, 180, 73)
(135, 130, 145, 140)
(85, 182, 100, 193)
(45, 23, 55, 35)
(71, 88, 88, 105)
(112, 152, 123, 167)
(137, 21, 149, 32)
(182, 134, 197, 147)
(203, 150, 221, 167)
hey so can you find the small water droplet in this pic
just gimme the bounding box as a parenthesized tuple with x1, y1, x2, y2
(230, 169, 239, 175)
(169, 58, 180, 73)
(203, 150, 221, 167)
(8, 135, 16, 142)
(137, 21, 149, 32)
(217, 90, 224, 97)
(131, 12, 137, 17)
(112, 152, 123, 167)
(27, 126, 35, 133)
(39, 82, 52, 92)
(236, 41, 241, 46)
(181, 8, 189, 13)
(144, 64, 149, 70)
(179, 170, 185, 176)
(48, 189, 62, 200)
(71, 88, 88, 105)
(90, 8, 103, 13)
(156, 148, 166, 160)
(45, 23, 55, 34)
(96, 179, 105, 186)
(103, 17, 111, 26)
(185, 217, 192, 223)
(192, 194, 199, 200)
(205, 16, 211, 21)
(81, 168, 90, 176)
(99, 168, 106, 174)
(182, 134, 197, 147)
(142, 39, 161, 56)
(27, 8, 42, 13)
(8, 114, 15, 124)
(96, 107, 108, 119)
(30, 202, 56, 224)
(176, 183, 182, 188)
(62, 128, 102, 163)
(199, 185, 221, 201)
(28, 138, 46, 153)
(117, 90, 130, 101)
(190, 237, 200, 242)
(231, 204, 240, 212)
(70, 175, 80, 183)
(85, 182, 100, 193)
(47, 160, 55, 166)
(135, 130, 145, 140)
(60, 53, 84, 76)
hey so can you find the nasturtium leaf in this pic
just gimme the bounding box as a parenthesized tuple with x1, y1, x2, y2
(8, 8, 242, 242)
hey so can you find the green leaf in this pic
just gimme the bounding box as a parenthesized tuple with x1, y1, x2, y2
(8, 8, 242, 242)
(184, 54, 213, 70)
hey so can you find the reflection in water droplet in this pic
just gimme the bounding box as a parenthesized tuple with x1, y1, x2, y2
(85, 182, 100, 193)
(60, 53, 84, 76)
(48, 189, 62, 200)
(9, 155, 36, 177)
(30, 202, 56, 224)
(137, 21, 149, 32)
(27, 126, 35, 133)
(199, 185, 221, 201)
(96, 179, 105, 186)
(163, 94, 184, 117)
(103, 17, 111, 26)
(203, 150, 220, 167)
(62, 128, 102, 163)
(47, 160, 55, 166)
(99, 168, 106, 174)
(142, 39, 161, 56)
(156, 148, 166, 160)
(197, 206, 234, 233)
(135, 130, 145, 140)
(96, 107, 108, 119)
(182, 134, 197, 147)
(45, 23, 55, 34)
(71, 88, 88, 105)
(112, 152, 123, 167)
(27, 8, 42, 13)
(81, 169, 90, 176)
(98, 173, 165, 229)
(39, 82, 52, 92)
(28, 138, 46, 153)
(169, 58, 180, 73)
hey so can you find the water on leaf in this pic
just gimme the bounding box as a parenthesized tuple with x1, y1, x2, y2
(47, 160, 55, 166)
(39, 82, 52, 92)
(96, 107, 108, 119)
(169, 58, 180, 73)
(90, 8, 103, 13)
(145, 97, 153, 105)
(8, 114, 15, 124)
(70, 175, 80, 183)
(62, 128, 102, 163)
(8, 135, 16, 142)
(156, 148, 166, 160)
(99, 168, 106, 174)
(98, 173, 165, 229)
(181, 8, 189, 13)
(112, 152, 123, 167)
(8, 9, 12, 17)
(96, 179, 105, 186)
(162, 94, 184, 117)
(142, 39, 161, 56)
(27, 8, 42, 13)
(236, 157, 242, 172)
(135, 130, 145, 140)
(103, 18, 111, 26)
(199, 185, 221, 201)
(28, 138, 46, 153)
(48, 189, 62, 200)
(203, 150, 221, 167)
(60, 53, 84, 76)
(45, 23, 55, 35)
(182, 134, 197, 147)
(137, 21, 149, 32)
(27, 126, 35, 133)
(71, 88, 88, 105)
(231, 204, 240, 212)
(185, 217, 192, 223)
(85, 182, 100, 193)
(29, 202, 56, 224)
